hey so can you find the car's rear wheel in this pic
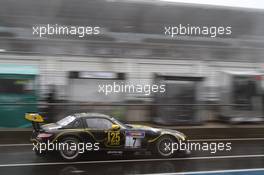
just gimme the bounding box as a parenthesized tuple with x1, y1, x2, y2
(155, 136, 176, 158)
(59, 137, 81, 161)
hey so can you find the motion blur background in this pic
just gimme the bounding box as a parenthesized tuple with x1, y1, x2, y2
(0, 0, 264, 127)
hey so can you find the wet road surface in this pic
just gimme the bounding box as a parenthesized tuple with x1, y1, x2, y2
(0, 138, 263, 175)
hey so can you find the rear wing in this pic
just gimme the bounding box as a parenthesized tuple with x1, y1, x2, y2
(25, 113, 44, 131)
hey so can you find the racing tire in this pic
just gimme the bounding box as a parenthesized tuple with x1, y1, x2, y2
(154, 136, 176, 158)
(59, 137, 81, 161)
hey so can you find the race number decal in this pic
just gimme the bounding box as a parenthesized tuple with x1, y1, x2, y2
(107, 131, 120, 146)
(125, 131, 145, 148)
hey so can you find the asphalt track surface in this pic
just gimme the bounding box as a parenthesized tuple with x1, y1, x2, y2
(0, 137, 263, 175)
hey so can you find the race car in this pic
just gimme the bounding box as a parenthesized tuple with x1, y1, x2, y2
(25, 112, 188, 160)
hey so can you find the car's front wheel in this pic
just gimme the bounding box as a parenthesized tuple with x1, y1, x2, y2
(59, 137, 81, 161)
(155, 136, 176, 158)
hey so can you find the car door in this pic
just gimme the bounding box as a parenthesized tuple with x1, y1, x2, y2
(84, 117, 125, 150)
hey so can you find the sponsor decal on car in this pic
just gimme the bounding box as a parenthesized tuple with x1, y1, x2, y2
(125, 131, 145, 148)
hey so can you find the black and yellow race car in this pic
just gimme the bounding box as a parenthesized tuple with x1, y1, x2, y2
(25, 112, 188, 160)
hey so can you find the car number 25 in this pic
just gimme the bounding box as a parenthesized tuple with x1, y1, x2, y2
(107, 131, 120, 146)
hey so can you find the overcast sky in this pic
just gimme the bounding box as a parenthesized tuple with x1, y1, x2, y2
(160, 0, 264, 9)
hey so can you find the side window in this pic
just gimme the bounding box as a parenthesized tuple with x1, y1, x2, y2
(71, 119, 82, 129)
(63, 119, 82, 129)
(86, 118, 113, 130)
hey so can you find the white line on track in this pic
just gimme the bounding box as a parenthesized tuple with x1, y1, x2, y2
(0, 144, 31, 147)
(137, 168, 264, 175)
(1, 137, 264, 147)
(189, 137, 264, 142)
(0, 154, 264, 167)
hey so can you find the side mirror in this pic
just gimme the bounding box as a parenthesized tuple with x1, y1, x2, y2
(111, 124, 120, 131)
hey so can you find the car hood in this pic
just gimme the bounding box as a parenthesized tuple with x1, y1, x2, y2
(127, 124, 160, 132)
(127, 124, 186, 140)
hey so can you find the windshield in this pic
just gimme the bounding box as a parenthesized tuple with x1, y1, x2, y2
(56, 115, 76, 126)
